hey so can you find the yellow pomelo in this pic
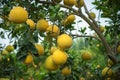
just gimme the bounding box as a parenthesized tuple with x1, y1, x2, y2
(67, 14, 75, 23)
(54, 0, 62, 3)
(81, 51, 92, 60)
(52, 49, 68, 65)
(1, 49, 9, 55)
(44, 55, 59, 71)
(36, 19, 49, 31)
(61, 66, 71, 75)
(99, 25, 105, 33)
(57, 34, 72, 50)
(35, 43, 44, 55)
(64, 14, 75, 26)
(117, 45, 120, 53)
(75, 0, 84, 8)
(108, 59, 114, 66)
(46, 25, 60, 37)
(50, 46, 57, 54)
(26, 19, 35, 29)
(24, 53, 33, 64)
(63, 0, 75, 6)
(5, 45, 14, 52)
(89, 12, 96, 19)
(101, 67, 113, 77)
(9, 6, 28, 23)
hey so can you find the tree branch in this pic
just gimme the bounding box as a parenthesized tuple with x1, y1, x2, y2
(38, 1, 117, 63)
(71, 34, 101, 41)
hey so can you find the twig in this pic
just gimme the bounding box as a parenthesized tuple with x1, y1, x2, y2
(38, 0, 117, 63)
(71, 34, 101, 41)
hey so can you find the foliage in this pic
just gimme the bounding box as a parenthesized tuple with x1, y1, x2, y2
(0, 0, 120, 80)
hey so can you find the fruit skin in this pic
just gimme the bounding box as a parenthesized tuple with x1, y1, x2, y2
(46, 25, 60, 37)
(52, 49, 68, 65)
(5, 45, 14, 52)
(44, 55, 59, 71)
(64, 14, 75, 26)
(108, 59, 114, 66)
(36, 19, 49, 31)
(89, 12, 96, 19)
(26, 19, 35, 29)
(54, 0, 62, 3)
(63, 0, 75, 6)
(81, 51, 92, 60)
(35, 43, 44, 55)
(99, 25, 105, 33)
(9, 6, 28, 23)
(61, 66, 71, 75)
(24, 53, 33, 64)
(117, 45, 120, 53)
(57, 34, 72, 50)
(75, 0, 84, 8)
(50, 46, 57, 54)
(1, 49, 9, 55)
(101, 67, 113, 77)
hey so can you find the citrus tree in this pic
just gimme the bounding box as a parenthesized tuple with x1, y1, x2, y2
(0, 0, 120, 80)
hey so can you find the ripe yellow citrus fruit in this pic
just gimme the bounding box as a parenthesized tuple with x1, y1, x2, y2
(50, 46, 57, 54)
(9, 6, 28, 23)
(46, 25, 60, 37)
(36, 19, 49, 31)
(52, 49, 68, 65)
(117, 45, 120, 53)
(99, 25, 105, 33)
(54, 0, 62, 3)
(63, 0, 75, 6)
(81, 51, 92, 60)
(24, 53, 33, 64)
(5, 45, 14, 52)
(64, 14, 75, 26)
(89, 12, 96, 19)
(1, 49, 9, 55)
(26, 19, 35, 29)
(57, 34, 72, 50)
(61, 66, 71, 75)
(75, 0, 84, 8)
(108, 59, 114, 66)
(101, 67, 113, 77)
(44, 55, 59, 71)
(66, 14, 75, 23)
(35, 43, 44, 55)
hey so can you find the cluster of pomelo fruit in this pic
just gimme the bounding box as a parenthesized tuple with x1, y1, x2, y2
(0, 45, 14, 62)
(8, 4, 74, 75)
(6, 0, 110, 78)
